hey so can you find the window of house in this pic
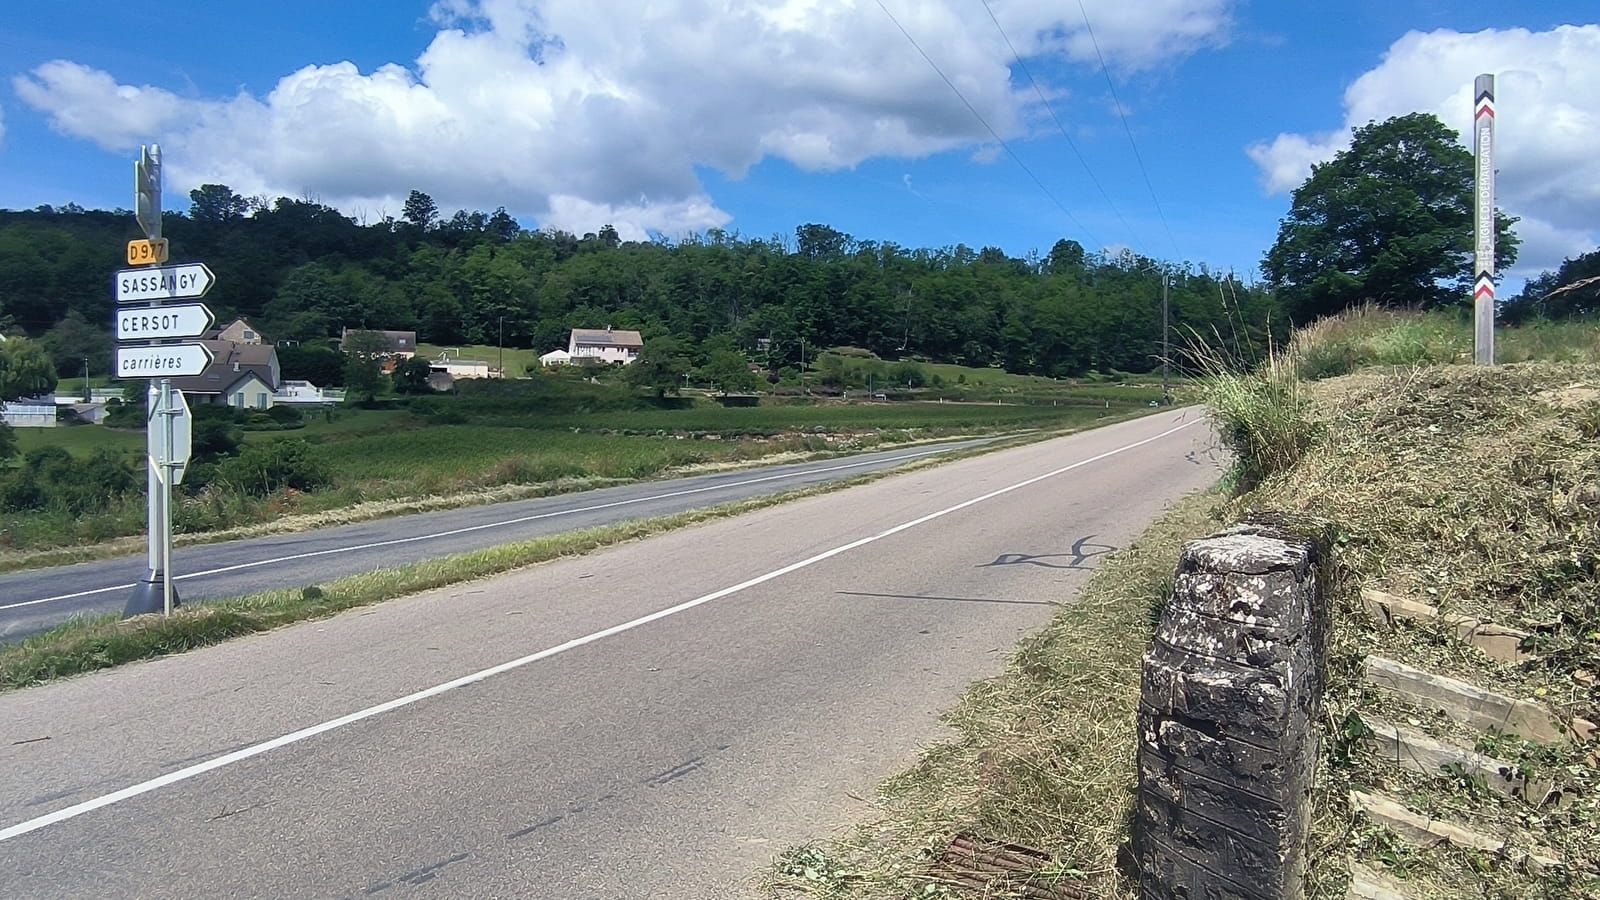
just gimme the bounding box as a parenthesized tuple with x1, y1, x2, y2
(243, 330, 256, 341)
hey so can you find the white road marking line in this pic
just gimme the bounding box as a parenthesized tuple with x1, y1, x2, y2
(0, 417, 1197, 844)
(0, 446, 961, 613)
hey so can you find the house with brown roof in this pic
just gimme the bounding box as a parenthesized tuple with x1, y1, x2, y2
(568, 327, 643, 364)
(171, 341, 282, 409)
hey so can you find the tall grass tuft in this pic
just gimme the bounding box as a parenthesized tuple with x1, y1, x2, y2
(1192, 340, 1321, 490)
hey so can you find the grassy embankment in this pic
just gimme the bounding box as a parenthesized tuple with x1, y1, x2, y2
(763, 308, 1600, 900)
(0, 370, 1162, 691)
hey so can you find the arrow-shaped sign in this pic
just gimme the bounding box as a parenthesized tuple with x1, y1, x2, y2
(114, 263, 215, 304)
(117, 343, 215, 379)
(117, 303, 216, 342)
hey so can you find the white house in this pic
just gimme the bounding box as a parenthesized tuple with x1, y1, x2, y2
(568, 327, 643, 364)
(273, 380, 344, 406)
(429, 356, 492, 379)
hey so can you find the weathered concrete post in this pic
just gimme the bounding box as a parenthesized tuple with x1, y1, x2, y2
(1136, 521, 1328, 900)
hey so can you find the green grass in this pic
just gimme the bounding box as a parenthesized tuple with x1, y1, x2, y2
(1281, 306, 1600, 380)
(532, 403, 1118, 434)
(11, 424, 145, 460)
(416, 341, 543, 376)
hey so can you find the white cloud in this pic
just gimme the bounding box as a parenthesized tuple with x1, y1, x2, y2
(13, 60, 188, 151)
(0, 102, 6, 147)
(1246, 25, 1600, 279)
(13, 0, 1234, 239)
(1244, 130, 1349, 195)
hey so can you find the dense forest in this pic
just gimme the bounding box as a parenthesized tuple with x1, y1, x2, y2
(0, 186, 1283, 383)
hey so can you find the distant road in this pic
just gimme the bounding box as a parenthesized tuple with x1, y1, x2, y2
(0, 438, 995, 641)
(0, 408, 1221, 899)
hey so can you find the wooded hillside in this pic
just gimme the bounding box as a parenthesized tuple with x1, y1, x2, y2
(0, 188, 1283, 380)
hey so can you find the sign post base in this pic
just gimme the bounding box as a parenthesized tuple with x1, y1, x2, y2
(124, 570, 181, 618)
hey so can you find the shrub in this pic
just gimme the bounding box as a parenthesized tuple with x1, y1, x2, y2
(214, 440, 332, 497)
(192, 418, 242, 461)
(0, 470, 46, 511)
(2, 448, 140, 514)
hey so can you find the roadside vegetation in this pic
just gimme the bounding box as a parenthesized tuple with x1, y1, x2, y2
(764, 310, 1600, 900)
(0, 368, 1161, 565)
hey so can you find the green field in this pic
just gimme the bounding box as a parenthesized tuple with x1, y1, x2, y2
(0, 376, 1152, 556)
(13, 424, 145, 460)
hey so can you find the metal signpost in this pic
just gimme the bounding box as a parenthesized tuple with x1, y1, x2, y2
(120, 144, 216, 618)
(1472, 74, 1496, 366)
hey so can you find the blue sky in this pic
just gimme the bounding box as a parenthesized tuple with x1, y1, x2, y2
(2, 1, 1596, 290)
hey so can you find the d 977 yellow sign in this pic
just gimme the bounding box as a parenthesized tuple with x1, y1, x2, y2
(127, 238, 170, 266)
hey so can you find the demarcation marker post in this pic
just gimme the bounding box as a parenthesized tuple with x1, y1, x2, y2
(119, 145, 216, 618)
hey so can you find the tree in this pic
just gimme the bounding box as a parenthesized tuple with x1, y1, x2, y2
(189, 184, 250, 223)
(0, 337, 59, 400)
(625, 337, 691, 397)
(278, 344, 347, 386)
(1262, 113, 1520, 322)
(393, 356, 434, 394)
(341, 330, 391, 404)
(402, 191, 439, 231)
(1502, 247, 1600, 323)
(699, 349, 758, 393)
(39, 311, 112, 389)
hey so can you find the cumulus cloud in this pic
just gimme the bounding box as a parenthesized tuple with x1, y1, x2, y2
(14, 60, 188, 151)
(1246, 25, 1600, 277)
(13, 0, 1234, 239)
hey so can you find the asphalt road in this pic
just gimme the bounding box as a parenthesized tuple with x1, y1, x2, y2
(0, 438, 992, 641)
(0, 409, 1222, 899)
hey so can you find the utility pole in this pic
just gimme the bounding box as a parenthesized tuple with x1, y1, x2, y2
(498, 316, 505, 379)
(1161, 274, 1171, 404)
(82, 357, 91, 402)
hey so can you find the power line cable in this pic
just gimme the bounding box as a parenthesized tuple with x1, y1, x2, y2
(871, 0, 1100, 250)
(978, 0, 1145, 252)
(1075, 0, 1183, 260)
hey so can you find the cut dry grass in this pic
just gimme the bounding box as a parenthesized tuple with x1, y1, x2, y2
(764, 490, 1227, 899)
(1228, 361, 1600, 899)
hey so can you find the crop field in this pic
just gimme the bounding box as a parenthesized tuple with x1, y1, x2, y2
(318, 425, 734, 485)
(517, 401, 1121, 435)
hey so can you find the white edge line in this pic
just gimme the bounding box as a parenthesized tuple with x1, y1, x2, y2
(0, 445, 963, 613)
(0, 418, 1196, 843)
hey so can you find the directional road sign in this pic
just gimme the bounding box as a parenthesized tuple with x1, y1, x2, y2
(117, 303, 216, 341)
(117, 343, 214, 379)
(115, 263, 215, 304)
